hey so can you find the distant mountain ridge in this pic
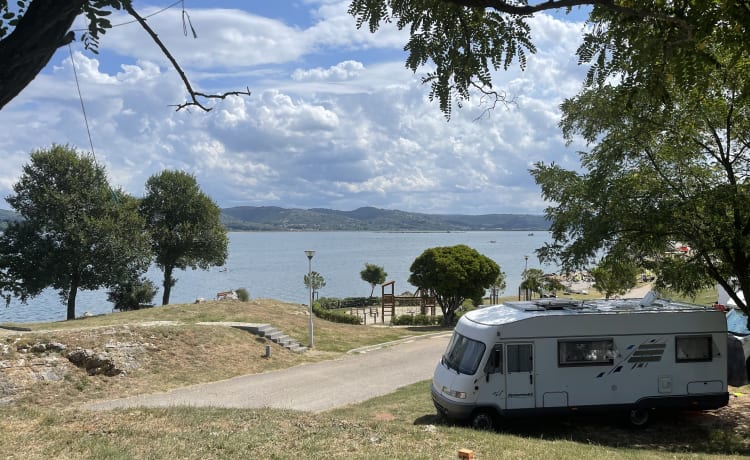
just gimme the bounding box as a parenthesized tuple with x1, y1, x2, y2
(220, 206, 549, 231)
(0, 206, 549, 232)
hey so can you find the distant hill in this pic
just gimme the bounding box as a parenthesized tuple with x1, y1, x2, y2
(0, 206, 549, 232)
(221, 206, 549, 232)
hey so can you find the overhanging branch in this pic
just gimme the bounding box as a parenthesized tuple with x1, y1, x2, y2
(444, 0, 691, 29)
(122, 1, 250, 112)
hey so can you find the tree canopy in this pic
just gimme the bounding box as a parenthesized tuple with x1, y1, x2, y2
(360, 263, 388, 297)
(304, 271, 327, 297)
(590, 256, 638, 299)
(409, 244, 499, 325)
(349, 0, 750, 118)
(0, 145, 152, 319)
(140, 170, 228, 306)
(0, 0, 249, 111)
(531, 22, 750, 318)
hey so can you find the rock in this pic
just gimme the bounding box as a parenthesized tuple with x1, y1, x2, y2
(66, 348, 121, 376)
(48, 342, 66, 353)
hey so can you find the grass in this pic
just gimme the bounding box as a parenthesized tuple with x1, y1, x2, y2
(1, 298, 748, 459)
(2, 382, 748, 459)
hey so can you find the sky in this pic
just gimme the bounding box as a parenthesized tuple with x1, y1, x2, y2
(0, 1, 592, 215)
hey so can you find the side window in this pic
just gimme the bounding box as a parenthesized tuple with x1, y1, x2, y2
(484, 344, 504, 374)
(558, 339, 615, 366)
(507, 344, 533, 373)
(675, 336, 712, 362)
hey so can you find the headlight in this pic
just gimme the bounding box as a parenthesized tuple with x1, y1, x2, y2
(442, 386, 467, 399)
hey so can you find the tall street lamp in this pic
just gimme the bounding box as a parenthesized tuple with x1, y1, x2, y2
(305, 250, 315, 348)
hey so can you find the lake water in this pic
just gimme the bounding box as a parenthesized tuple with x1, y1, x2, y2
(0, 231, 554, 324)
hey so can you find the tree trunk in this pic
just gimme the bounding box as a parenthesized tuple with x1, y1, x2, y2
(162, 264, 173, 305)
(0, 0, 85, 110)
(66, 273, 79, 321)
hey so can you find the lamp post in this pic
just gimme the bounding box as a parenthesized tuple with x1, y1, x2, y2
(305, 250, 315, 348)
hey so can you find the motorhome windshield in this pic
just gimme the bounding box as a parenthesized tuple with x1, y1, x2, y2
(443, 332, 486, 375)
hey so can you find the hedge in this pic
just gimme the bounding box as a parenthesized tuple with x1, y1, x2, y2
(318, 296, 378, 310)
(391, 314, 443, 326)
(312, 302, 361, 325)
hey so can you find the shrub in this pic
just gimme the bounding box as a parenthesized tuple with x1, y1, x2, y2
(317, 296, 378, 310)
(107, 277, 157, 311)
(312, 302, 361, 325)
(391, 314, 443, 326)
(235, 288, 249, 301)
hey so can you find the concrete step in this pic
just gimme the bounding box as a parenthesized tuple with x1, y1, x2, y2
(196, 322, 308, 353)
(286, 343, 308, 353)
(265, 330, 285, 341)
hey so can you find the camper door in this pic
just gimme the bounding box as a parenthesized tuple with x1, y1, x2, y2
(506, 343, 534, 409)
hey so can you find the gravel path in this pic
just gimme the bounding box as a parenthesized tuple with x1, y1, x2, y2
(86, 332, 451, 412)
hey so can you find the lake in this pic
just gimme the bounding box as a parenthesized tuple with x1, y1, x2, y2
(0, 231, 554, 324)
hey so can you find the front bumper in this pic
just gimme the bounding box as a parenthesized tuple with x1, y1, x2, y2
(430, 382, 475, 420)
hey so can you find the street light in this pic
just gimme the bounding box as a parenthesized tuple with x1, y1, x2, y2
(305, 250, 315, 348)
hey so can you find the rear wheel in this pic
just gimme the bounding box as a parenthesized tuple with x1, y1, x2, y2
(470, 409, 497, 431)
(628, 408, 650, 427)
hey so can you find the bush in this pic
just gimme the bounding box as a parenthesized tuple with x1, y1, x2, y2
(107, 277, 157, 311)
(317, 296, 378, 310)
(235, 288, 249, 301)
(391, 314, 443, 326)
(312, 302, 361, 325)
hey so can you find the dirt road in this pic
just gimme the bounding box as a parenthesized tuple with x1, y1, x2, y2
(86, 332, 451, 412)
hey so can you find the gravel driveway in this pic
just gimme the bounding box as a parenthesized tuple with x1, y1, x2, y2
(86, 332, 451, 412)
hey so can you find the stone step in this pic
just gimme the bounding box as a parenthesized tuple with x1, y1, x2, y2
(265, 330, 285, 341)
(196, 322, 307, 353)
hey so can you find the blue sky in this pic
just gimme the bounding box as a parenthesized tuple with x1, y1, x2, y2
(0, 1, 591, 214)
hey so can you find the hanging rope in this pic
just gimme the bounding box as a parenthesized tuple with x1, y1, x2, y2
(68, 43, 97, 160)
(68, 43, 119, 203)
(182, 0, 197, 38)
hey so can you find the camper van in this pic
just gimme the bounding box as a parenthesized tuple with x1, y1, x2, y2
(431, 295, 732, 429)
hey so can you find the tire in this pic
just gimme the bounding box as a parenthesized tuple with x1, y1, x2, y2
(628, 408, 650, 427)
(470, 409, 497, 431)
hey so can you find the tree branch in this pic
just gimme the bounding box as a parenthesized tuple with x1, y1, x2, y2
(122, 1, 250, 112)
(444, 0, 692, 30)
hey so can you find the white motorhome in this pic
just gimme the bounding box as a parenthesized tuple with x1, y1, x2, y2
(431, 295, 732, 429)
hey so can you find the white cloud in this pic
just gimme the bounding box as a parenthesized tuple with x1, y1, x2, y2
(0, 3, 592, 215)
(292, 60, 365, 81)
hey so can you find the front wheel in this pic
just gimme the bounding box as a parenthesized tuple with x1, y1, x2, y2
(470, 409, 497, 431)
(627, 408, 650, 427)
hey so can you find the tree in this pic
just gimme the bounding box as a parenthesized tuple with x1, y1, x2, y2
(360, 263, 387, 297)
(409, 244, 500, 325)
(591, 257, 638, 300)
(140, 170, 228, 306)
(531, 34, 750, 321)
(107, 277, 157, 311)
(349, 0, 750, 118)
(304, 271, 326, 298)
(520, 268, 543, 299)
(0, 145, 152, 320)
(488, 271, 506, 303)
(0, 0, 249, 111)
